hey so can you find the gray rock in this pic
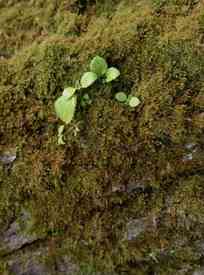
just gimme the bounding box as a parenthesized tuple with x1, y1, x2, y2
(8, 259, 48, 275)
(125, 214, 158, 241)
(6, 247, 80, 275)
(125, 218, 148, 241)
(55, 255, 79, 274)
(7, 248, 50, 275)
(0, 210, 38, 254)
(182, 142, 204, 162)
(193, 267, 204, 275)
(182, 152, 193, 161)
(0, 152, 16, 164)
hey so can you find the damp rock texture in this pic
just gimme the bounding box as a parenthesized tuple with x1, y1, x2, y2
(0, 0, 204, 274)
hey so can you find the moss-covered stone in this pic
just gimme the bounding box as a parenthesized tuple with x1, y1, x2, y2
(0, 0, 204, 274)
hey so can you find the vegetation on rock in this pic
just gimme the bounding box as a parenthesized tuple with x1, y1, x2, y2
(0, 0, 204, 274)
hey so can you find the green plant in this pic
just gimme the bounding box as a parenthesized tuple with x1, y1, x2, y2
(55, 87, 77, 124)
(54, 56, 120, 144)
(115, 92, 140, 107)
(54, 56, 141, 144)
(55, 56, 120, 124)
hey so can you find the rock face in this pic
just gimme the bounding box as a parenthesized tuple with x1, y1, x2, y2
(5, 247, 79, 275)
(0, 210, 37, 254)
(0, 0, 204, 274)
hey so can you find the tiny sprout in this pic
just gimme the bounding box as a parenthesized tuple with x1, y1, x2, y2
(115, 92, 127, 102)
(115, 92, 141, 108)
(54, 55, 121, 144)
(128, 96, 140, 107)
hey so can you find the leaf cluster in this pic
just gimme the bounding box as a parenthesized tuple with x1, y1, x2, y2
(115, 92, 140, 107)
(54, 56, 141, 144)
(54, 56, 120, 127)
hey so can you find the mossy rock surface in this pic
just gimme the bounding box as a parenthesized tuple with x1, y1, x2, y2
(0, 0, 204, 274)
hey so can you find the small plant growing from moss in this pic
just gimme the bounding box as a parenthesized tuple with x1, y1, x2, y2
(54, 56, 120, 144)
(54, 56, 140, 144)
(55, 56, 120, 122)
(115, 92, 140, 107)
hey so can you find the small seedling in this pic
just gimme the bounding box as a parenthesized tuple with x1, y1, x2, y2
(54, 55, 142, 144)
(115, 92, 140, 108)
(128, 96, 141, 107)
(80, 56, 120, 87)
(115, 92, 127, 102)
(54, 56, 120, 143)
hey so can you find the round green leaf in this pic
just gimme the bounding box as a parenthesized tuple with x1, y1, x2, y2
(115, 92, 127, 102)
(128, 96, 140, 107)
(54, 95, 77, 124)
(62, 87, 76, 99)
(90, 56, 108, 76)
(81, 72, 97, 88)
(105, 67, 120, 83)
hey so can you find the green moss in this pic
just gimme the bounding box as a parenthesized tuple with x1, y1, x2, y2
(0, 260, 8, 275)
(0, 0, 204, 274)
(152, 0, 200, 14)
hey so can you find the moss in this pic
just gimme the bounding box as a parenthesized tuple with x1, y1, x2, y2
(152, 0, 200, 15)
(0, 260, 9, 275)
(0, 0, 204, 274)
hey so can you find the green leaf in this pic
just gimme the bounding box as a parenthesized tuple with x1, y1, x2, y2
(81, 72, 98, 88)
(54, 95, 77, 124)
(90, 56, 108, 76)
(128, 96, 140, 107)
(115, 92, 127, 102)
(105, 67, 120, 83)
(62, 87, 76, 99)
